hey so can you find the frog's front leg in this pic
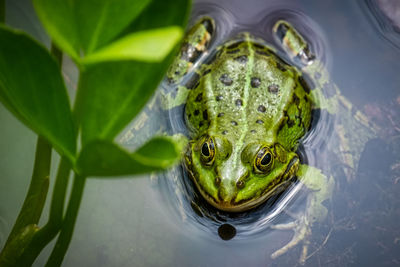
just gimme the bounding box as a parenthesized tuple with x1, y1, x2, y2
(166, 16, 215, 85)
(273, 20, 315, 66)
(163, 17, 215, 110)
(271, 164, 334, 264)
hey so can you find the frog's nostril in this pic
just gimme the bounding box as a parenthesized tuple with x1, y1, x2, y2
(236, 180, 245, 189)
(215, 176, 221, 186)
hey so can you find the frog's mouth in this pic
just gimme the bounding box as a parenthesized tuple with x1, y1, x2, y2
(184, 146, 299, 212)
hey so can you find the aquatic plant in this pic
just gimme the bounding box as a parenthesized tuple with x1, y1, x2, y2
(0, 0, 191, 266)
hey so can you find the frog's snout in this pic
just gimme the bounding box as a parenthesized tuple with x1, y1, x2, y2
(217, 178, 236, 202)
(215, 166, 249, 206)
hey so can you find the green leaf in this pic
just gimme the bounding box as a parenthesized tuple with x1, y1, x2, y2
(0, 26, 76, 162)
(33, 0, 152, 59)
(74, 0, 191, 145)
(76, 137, 180, 177)
(82, 26, 182, 64)
(75, 55, 168, 145)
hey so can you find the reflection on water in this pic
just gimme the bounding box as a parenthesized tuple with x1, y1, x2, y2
(1, 0, 400, 266)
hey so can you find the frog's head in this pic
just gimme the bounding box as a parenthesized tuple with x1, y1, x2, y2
(184, 134, 299, 212)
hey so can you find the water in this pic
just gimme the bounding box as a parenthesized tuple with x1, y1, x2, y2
(1, 0, 400, 266)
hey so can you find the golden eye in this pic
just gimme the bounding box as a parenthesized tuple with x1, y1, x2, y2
(254, 147, 274, 174)
(200, 137, 215, 166)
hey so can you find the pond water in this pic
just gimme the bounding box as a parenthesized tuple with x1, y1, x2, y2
(1, 0, 400, 266)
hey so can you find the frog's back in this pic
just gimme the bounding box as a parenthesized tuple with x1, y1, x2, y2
(185, 33, 313, 150)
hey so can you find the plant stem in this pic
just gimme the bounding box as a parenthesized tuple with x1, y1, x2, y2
(16, 158, 71, 266)
(0, 136, 51, 261)
(4, 137, 51, 243)
(45, 175, 86, 267)
(40, 74, 88, 266)
(0, 0, 5, 23)
(48, 159, 71, 227)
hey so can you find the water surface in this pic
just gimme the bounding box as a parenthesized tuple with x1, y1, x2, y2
(0, 0, 399, 266)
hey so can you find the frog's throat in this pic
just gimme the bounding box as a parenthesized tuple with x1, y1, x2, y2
(185, 152, 299, 212)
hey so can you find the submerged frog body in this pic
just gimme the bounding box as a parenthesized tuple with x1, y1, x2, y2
(164, 17, 339, 263)
(183, 34, 313, 212)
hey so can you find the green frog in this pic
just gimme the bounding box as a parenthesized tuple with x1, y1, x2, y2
(161, 16, 375, 263)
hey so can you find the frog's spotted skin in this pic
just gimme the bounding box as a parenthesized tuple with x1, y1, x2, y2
(186, 36, 312, 148)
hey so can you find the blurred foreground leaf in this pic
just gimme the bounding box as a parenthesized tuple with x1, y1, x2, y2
(0, 26, 76, 162)
(74, 0, 191, 145)
(75, 58, 175, 145)
(33, 0, 152, 60)
(82, 26, 182, 64)
(76, 137, 180, 177)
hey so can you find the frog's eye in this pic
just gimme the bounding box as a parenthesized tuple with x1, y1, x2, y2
(254, 147, 274, 174)
(200, 137, 215, 166)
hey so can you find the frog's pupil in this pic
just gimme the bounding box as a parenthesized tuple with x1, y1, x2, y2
(202, 143, 210, 157)
(261, 153, 271, 165)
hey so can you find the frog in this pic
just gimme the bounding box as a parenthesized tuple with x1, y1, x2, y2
(159, 16, 379, 263)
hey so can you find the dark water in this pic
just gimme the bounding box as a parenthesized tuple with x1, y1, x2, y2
(1, 0, 400, 266)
